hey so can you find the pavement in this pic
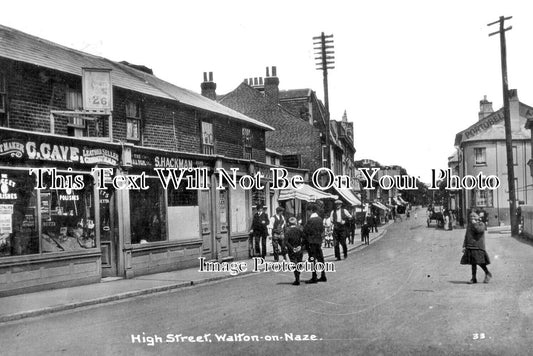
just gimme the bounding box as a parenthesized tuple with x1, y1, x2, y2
(0, 222, 392, 323)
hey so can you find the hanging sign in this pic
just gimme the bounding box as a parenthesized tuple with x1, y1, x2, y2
(82, 68, 112, 112)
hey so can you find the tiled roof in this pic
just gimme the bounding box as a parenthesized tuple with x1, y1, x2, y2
(279, 89, 311, 100)
(0, 24, 272, 131)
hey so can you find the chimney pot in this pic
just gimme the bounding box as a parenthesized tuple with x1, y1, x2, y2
(266, 67, 270, 77)
(201, 72, 217, 100)
(272, 66, 277, 77)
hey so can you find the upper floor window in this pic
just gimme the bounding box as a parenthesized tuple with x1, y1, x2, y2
(0, 72, 7, 125)
(65, 88, 86, 137)
(322, 145, 328, 168)
(201, 121, 214, 155)
(125, 101, 141, 141)
(474, 147, 486, 165)
(242, 127, 252, 159)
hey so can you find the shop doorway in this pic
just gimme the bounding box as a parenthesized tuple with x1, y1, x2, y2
(215, 189, 230, 260)
(199, 189, 214, 259)
(100, 189, 119, 277)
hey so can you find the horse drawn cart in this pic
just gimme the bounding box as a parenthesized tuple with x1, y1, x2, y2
(427, 205, 444, 228)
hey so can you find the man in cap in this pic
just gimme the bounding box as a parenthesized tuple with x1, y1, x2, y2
(284, 217, 304, 285)
(249, 204, 269, 258)
(330, 199, 352, 260)
(303, 203, 327, 283)
(270, 206, 287, 262)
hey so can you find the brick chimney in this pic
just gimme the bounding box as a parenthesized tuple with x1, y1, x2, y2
(264, 66, 279, 103)
(201, 72, 217, 100)
(478, 95, 493, 121)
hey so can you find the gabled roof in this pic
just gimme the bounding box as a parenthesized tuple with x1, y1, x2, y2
(0, 24, 272, 131)
(219, 82, 321, 155)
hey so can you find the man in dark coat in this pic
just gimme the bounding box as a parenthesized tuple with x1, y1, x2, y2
(330, 200, 351, 260)
(270, 206, 286, 262)
(303, 203, 327, 283)
(284, 217, 304, 285)
(249, 204, 269, 259)
(460, 212, 492, 284)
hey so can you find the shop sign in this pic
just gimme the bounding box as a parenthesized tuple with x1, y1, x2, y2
(0, 139, 24, 158)
(82, 68, 112, 112)
(81, 148, 119, 165)
(0, 214, 12, 234)
(463, 111, 504, 140)
(132, 153, 152, 168)
(0, 204, 13, 214)
(0, 174, 17, 200)
(0, 137, 119, 166)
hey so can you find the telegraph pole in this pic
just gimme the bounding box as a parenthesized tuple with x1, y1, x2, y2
(488, 16, 518, 236)
(313, 32, 335, 169)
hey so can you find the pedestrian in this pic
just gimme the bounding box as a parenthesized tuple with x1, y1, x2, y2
(330, 200, 351, 260)
(303, 203, 327, 283)
(323, 215, 333, 248)
(348, 208, 356, 244)
(361, 217, 370, 245)
(270, 207, 286, 262)
(249, 204, 269, 259)
(284, 217, 304, 285)
(460, 212, 493, 284)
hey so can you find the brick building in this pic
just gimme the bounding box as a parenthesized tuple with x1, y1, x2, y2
(204, 67, 359, 210)
(0, 25, 310, 295)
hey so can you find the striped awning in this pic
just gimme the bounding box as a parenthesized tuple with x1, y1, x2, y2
(372, 202, 390, 211)
(278, 184, 338, 202)
(334, 187, 362, 206)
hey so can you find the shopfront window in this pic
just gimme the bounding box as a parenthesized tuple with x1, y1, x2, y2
(230, 187, 247, 234)
(0, 170, 96, 258)
(471, 189, 493, 208)
(40, 178, 96, 253)
(167, 178, 199, 240)
(130, 178, 165, 244)
(0, 171, 38, 257)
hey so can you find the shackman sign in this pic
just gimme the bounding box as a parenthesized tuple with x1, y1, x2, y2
(82, 68, 113, 112)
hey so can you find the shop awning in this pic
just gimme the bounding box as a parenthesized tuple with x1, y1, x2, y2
(372, 202, 389, 211)
(278, 184, 338, 202)
(393, 197, 404, 206)
(398, 196, 409, 205)
(333, 187, 362, 206)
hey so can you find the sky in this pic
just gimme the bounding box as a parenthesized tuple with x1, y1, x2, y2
(2, 0, 533, 183)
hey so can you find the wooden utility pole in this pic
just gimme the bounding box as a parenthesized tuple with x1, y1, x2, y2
(313, 32, 335, 169)
(488, 16, 518, 236)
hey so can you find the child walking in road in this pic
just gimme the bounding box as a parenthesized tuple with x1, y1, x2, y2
(460, 212, 492, 284)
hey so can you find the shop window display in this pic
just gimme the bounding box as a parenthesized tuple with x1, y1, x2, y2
(130, 179, 165, 244)
(40, 178, 96, 253)
(0, 172, 39, 256)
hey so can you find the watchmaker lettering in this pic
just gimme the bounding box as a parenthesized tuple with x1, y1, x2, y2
(0, 140, 24, 158)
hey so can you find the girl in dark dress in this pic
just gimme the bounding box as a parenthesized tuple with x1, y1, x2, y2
(460, 212, 493, 284)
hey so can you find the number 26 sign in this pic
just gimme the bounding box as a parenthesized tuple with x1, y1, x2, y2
(82, 68, 112, 112)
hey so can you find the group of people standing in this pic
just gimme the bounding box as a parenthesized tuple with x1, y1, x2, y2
(249, 200, 381, 285)
(249, 203, 328, 285)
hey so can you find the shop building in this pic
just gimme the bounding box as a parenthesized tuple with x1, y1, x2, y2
(454, 92, 533, 226)
(0, 25, 305, 295)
